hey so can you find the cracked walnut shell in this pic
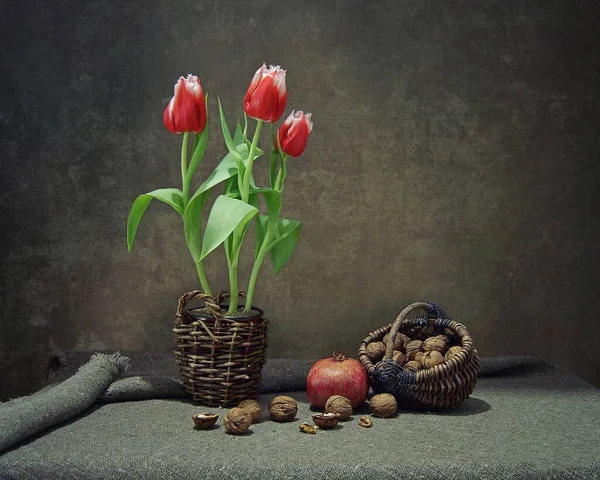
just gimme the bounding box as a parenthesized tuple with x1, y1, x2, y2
(312, 412, 340, 429)
(191, 413, 219, 430)
(268, 395, 297, 422)
(369, 393, 398, 418)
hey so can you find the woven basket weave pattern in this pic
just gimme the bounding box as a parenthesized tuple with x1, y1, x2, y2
(359, 302, 479, 408)
(173, 290, 268, 407)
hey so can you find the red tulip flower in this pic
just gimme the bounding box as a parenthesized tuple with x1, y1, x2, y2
(244, 64, 287, 123)
(276, 110, 313, 157)
(163, 74, 207, 134)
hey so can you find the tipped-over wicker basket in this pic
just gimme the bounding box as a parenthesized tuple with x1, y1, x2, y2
(358, 301, 479, 408)
(173, 290, 268, 407)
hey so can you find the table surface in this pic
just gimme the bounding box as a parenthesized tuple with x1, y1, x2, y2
(0, 357, 599, 480)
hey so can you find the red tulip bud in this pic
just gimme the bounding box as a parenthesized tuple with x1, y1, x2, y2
(163, 74, 206, 134)
(276, 110, 313, 157)
(244, 64, 287, 123)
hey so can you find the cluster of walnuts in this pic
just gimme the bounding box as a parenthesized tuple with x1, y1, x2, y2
(192, 396, 299, 435)
(365, 325, 463, 373)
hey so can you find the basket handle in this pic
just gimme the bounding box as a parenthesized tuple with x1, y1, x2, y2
(383, 302, 432, 361)
(176, 290, 223, 320)
(214, 290, 246, 306)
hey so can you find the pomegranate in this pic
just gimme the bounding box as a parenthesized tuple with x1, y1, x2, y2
(306, 352, 369, 409)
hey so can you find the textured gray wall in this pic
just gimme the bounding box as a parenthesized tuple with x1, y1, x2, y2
(1, 0, 598, 400)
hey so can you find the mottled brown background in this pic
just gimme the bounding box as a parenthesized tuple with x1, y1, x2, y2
(1, 0, 598, 400)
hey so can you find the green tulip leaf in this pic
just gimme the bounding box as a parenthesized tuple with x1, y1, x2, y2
(224, 176, 241, 198)
(185, 106, 209, 183)
(127, 188, 185, 251)
(200, 195, 258, 260)
(254, 214, 268, 258)
(250, 188, 281, 260)
(183, 190, 209, 262)
(262, 189, 282, 226)
(218, 97, 243, 160)
(233, 121, 244, 146)
(269, 218, 302, 275)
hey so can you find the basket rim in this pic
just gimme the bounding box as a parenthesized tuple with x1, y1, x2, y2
(186, 305, 265, 321)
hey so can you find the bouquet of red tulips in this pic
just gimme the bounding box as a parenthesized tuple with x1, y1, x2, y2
(127, 64, 313, 314)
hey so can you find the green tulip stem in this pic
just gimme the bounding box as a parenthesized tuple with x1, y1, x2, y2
(180, 131, 212, 295)
(193, 250, 212, 297)
(244, 224, 275, 313)
(181, 132, 191, 205)
(241, 120, 263, 202)
(269, 124, 277, 189)
(227, 262, 239, 313)
(274, 166, 284, 193)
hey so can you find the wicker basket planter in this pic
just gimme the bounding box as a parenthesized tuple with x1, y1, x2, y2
(358, 302, 479, 408)
(173, 290, 268, 407)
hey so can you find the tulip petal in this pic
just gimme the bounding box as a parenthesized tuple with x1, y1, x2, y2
(163, 98, 177, 133)
(245, 75, 276, 121)
(244, 64, 266, 107)
(173, 77, 201, 132)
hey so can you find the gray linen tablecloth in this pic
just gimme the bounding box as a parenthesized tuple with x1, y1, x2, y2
(0, 353, 598, 479)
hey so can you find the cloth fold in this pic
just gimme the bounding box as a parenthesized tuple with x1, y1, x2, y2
(0, 353, 129, 454)
(46, 352, 317, 402)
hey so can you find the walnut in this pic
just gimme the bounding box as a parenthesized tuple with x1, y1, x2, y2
(191, 413, 219, 430)
(445, 345, 463, 361)
(404, 360, 422, 372)
(268, 395, 297, 422)
(312, 412, 340, 429)
(359, 416, 373, 428)
(407, 350, 425, 363)
(383, 332, 410, 351)
(369, 393, 398, 418)
(392, 350, 406, 366)
(223, 407, 251, 434)
(405, 340, 423, 356)
(421, 350, 445, 369)
(238, 399, 262, 423)
(422, 335, 449, 353)
(325, 395, 353, 419)
(366, 341, 386, 362)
